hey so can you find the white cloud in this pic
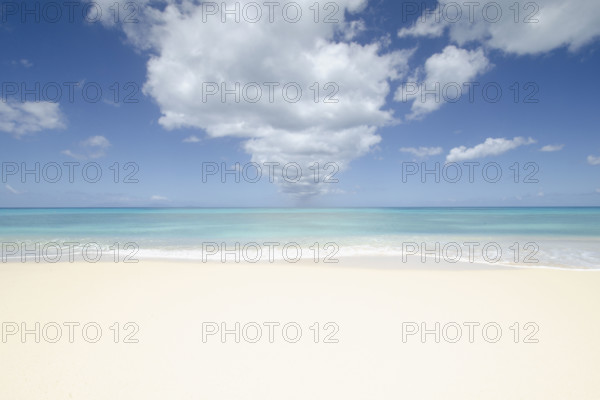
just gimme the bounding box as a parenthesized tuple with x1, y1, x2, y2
(596, 188, 600, 194)
(183, 135, 201, 143)
(63, 135, 111, 159)
(11, 59, 33, 68)
(398, 17, 446, 38)
(5, 184, 20, 195)
(0, 102, 66, 137)
(151, 195, 169, 201)
(399, 146, 443, 157)
(61, 149, 85, 160)
(342, 19, 366, 40)
(588, 155, 600, 165)
(84, 135, 111, 158)
(397, 0, 600, 55)
(540, 144, 564, 152)
(446, 137, 536, 162)
(395, 45, 490, 119)
(93, 0, 413, 198)
(82, 135, 111, 149)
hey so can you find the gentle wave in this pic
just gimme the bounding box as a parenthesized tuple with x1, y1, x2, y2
(1, 208, 599, 269)
(2, 237, 598, 270)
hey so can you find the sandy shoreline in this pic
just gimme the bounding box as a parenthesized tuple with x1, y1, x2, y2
(1, 258, 600, 399)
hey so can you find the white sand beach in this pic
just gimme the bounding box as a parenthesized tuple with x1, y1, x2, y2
(1, 258, 599, 399)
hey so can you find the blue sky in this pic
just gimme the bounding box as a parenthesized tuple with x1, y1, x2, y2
(1, 0, 599, 207)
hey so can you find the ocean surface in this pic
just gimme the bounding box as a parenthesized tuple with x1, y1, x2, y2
(1, 208, 599, 269)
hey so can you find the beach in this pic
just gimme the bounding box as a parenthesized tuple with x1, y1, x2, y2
(4, 0, 600, 397)
(2, 258, 600, 399)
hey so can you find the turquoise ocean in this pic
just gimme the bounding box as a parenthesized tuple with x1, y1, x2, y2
(1, 208, 599, 269)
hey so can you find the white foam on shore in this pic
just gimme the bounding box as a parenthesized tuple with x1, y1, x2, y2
(133, 240, 600, 271)
(2, 237, 599, 270)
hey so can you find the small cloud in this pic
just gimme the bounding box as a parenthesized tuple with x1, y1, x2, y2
(82, 135, 111, 149)
(326, 188, 347, 195)
(102, 98, 121, 108)
(540, 144, 564, 152)
(63, 136, 111, 159)
(537, 192, 544, 197)
(342, 19, 366, 41)
(596, 188, 600, 194)
(11, 59, 33, 68)
(0, 101, 66, 137)
(446, 137, 536, 162)
(5, 184, 20, 194)
(399, 146, 443, 158)
(61, 149, 85, 160)
(151, 195, 169, 201)
(587, 155, 600, 165)
(378, 33, 392, 48)
(183, 135, 201, 143)
(395, 46, 490, 120)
